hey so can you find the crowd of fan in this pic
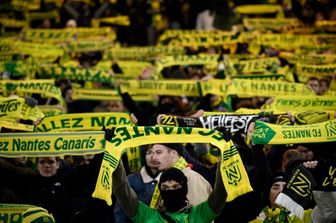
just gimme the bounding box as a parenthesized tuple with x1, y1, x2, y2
(1, 0, 336, 223)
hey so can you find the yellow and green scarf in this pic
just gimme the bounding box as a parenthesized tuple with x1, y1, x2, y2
(252, 119, 336, 144)
(92, 126, 253, 205)
(0, 131, 107, 157)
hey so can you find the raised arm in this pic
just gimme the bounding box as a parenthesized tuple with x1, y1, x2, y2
(207, 159, 227, 214)
(112, 160, 139, 218)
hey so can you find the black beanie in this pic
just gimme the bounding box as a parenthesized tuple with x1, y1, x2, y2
(267, 171, 290, 189)
(160, 143, 184, 155)
(263, 171, 290, 206)
(159, 167, 188, 190)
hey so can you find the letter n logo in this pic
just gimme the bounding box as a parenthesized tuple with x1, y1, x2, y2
(325, 121, 336, 138)
(101, 165, 111, 190)
(160, 116, 177, 126)
(288, 169, 311, 197)
(225, 164, 242, 186)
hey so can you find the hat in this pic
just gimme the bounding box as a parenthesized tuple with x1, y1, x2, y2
(263, 171, 290, 206)
(265, 171, 289, 197)
(159, 167, 188, 189)
(268, 171, 289, 188)
(23, 207, 55, 223)
(160, 143, 184, 155)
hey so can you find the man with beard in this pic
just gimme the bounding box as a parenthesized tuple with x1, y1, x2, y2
(114, 146, 161, 223)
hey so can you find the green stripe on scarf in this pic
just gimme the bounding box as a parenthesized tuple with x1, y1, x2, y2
(92, 126, 253, 205)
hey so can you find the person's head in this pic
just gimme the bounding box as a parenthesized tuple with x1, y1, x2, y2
(319, 78, 330, 95)
(201, 145, 220, 166)
(266, 172, 289, 208)
(145, 146, 160, 170)
(307, 77, 320, 94)
(187, 65, 206, 80)
(66, 19, 77, 28)
(82, 154, 94, 165)
(107, 100, 125, 112)
(296, 144, 314, 160)
(330, 7, 336, 20)
(251, 96, 267, 108)
(37, 157, 60, 177)
(159, 167, 188, 212)
(157, 96, 176, 114)
(315, 11, 326, 21)
(22, 207, 55, 223)
(151, 143, 183, 171)
(40, 19, 51, 29)
(281, 149, 302, 172)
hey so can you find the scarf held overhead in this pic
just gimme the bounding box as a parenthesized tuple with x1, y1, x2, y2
(92, 126, 253, 205)
(252, 120, 336, 144)
(34, 112, 131, 132)
(0, 131, 107, 157)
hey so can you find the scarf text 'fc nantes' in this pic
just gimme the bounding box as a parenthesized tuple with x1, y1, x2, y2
(252, 120, 336, 145)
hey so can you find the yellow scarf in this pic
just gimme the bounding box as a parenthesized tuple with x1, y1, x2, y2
(252, 119, 336, 144)
(0, 97, 44, 122)
(71, 88, 156, 102)
(264, 95, 336, 112)
(120, 79, 200, 97)
(0, 80, 64, 106)
(35, 112, 132, 132)
(0, 203, 37, 222)
(92, 126, 252, 205)
(0, 131, 107, 157)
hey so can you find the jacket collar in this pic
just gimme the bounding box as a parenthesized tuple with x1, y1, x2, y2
(140, 166, 161, 183)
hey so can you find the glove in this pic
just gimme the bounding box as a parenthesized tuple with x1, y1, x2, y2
(102, 126, 115, 141)
(276, 162, 316, 219)
(309, 158, 336, 191)
(215, 126, 232, 142)
(25, 96, 38, 107)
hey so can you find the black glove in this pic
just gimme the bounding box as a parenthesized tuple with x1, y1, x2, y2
(102, 126, 115, 141)
(215, 126, 232, 142)
(25, 96, 38, 107)
(284, 163, 316, 207)
(309, 158, 336, 191)
(276, 161, 317, 219)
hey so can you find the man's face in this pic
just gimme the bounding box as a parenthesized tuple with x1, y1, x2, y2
(269, 181, 286, 208)
(319, 80, 329, 95)
(37, 157, 59, 177)
(145, 147, 160, 169)
(82, 154, 94, 165)
(151, 144, 177, 171)
(307, 79, 320, 94)
(107, 101, 125, 112)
